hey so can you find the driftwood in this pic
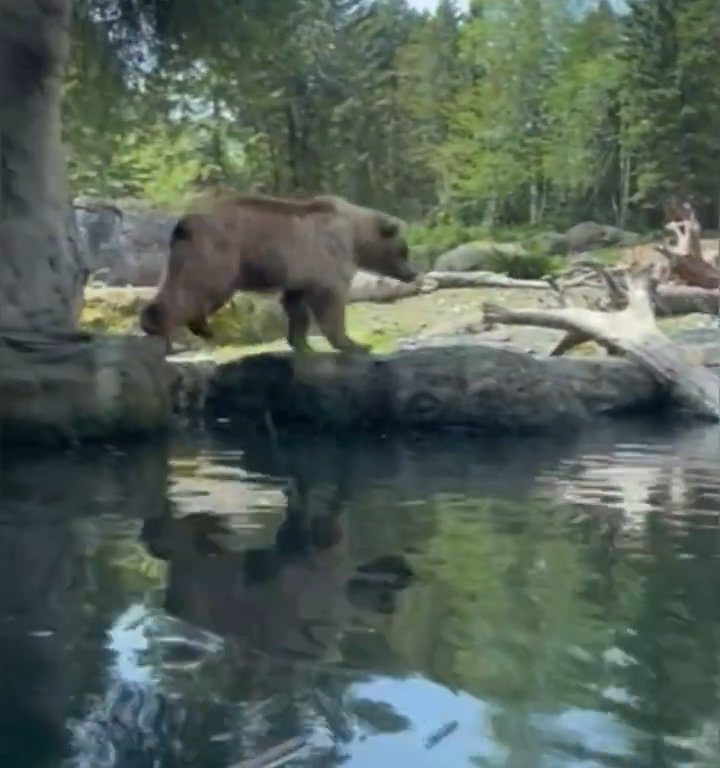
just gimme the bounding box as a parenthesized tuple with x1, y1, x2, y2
(348, 270, 550, 303)
(349, 270, 425, 303)
(424, 271, 549, 291)
(655, 284, 720, 316)
(484, 268, 720, 421)
(556, 259, 720, 318)
(656, 200, 720, 287)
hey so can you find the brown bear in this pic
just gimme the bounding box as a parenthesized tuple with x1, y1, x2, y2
(138, 193, 418, 353)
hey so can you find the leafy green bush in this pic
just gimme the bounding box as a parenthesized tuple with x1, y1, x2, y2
(490, 252, 564, 279)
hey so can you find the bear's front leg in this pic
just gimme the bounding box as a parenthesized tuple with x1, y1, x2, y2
(307, 287, 370, 354)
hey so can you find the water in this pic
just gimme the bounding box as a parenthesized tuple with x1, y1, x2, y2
(1, 420, 720, 768)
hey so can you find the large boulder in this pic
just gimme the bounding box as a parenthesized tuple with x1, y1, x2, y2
(74, 198, 126, 283)
(434, 241, 560, 278)
(435, 241, 528, 272)
(74, 197, 175, 287)
(564, 221, 640, 253)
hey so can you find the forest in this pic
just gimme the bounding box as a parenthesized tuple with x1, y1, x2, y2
(65, 0, 720, 237)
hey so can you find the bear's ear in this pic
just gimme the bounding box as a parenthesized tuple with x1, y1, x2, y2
(378, 217, 399, 238)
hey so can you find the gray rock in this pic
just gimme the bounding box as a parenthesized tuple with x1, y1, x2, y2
(434, 241, 527, 272)
(73, 197, 175, 287)
(564, 221, 640, 253)
(121, 208, 175, 286)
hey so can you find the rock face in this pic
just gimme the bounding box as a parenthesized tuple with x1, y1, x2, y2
(74, 197, 174, 287)
(0, 332, 172, 445)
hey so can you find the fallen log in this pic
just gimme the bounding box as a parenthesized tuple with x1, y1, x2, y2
(348, 270, 425, 302)
(169, 327, 720, 434)
(203, 345, 591, 433)
(655, 284, 720, 316)
(348, 270, 551, 303)
(424, 271, 550, 291)
(484, 270, 720, 421)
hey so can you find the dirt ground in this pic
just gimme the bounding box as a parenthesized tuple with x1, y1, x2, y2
(81, 238, 720, 362)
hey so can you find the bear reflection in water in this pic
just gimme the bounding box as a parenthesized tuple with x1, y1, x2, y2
(140, 492, 414, 663)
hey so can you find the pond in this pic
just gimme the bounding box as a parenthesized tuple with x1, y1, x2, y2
(1, 419, 719, 768)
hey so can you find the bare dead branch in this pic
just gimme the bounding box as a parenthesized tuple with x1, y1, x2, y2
(483, 272, 720, 420)
(549, 331, 594, 357)
(559, 259, 627, 308)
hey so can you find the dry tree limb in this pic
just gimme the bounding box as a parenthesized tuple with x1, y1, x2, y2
(664, 199, 703, 259)
(655, 243, 720, 289)
(424, 271, 551, 291)
(558, 257, 720, 318)
(549, 330, 594, 357)
(559, 259, 628, 309)
(484, 267, 720, 421)
(348, 270, 553, 303)
(658, 200, 720, 287)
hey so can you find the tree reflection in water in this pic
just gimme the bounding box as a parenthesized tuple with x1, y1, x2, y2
(3, 425, 720, 767)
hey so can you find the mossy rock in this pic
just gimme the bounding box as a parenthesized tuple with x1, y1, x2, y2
(523, 231, 569, 256)
(434, 241, 562, 279)
(564, 221, 643, 253)
(205, 294, 288, 345)
(80, 287, 289, 348)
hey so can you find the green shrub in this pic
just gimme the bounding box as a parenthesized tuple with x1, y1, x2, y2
(486, 252, 564, 279)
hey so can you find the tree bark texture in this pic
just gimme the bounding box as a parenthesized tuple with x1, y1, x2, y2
(0, 0, 85, 332)
(169, 344, 681, 434)
(198, 346, 594, 434)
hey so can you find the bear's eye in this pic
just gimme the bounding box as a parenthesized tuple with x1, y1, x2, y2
(378, 218, 398, 238)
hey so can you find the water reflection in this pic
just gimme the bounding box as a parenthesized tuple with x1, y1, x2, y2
(141, 497, 414, 660)
(0, 444, 169, 768)
(0, 421, 719, 767)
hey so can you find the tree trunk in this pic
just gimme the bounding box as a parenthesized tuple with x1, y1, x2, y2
(617, 146, 631, 229)
(0, 0, 85, 332)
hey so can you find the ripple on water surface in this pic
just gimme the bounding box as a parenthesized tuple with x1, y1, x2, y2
(0, 420, 719, 767)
